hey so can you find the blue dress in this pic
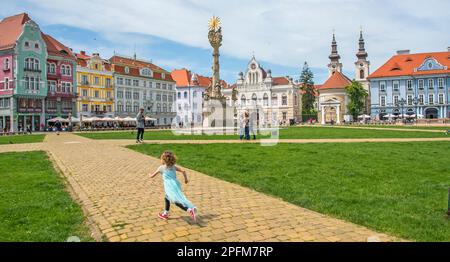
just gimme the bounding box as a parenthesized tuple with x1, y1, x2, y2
(158, 165, 195, 209)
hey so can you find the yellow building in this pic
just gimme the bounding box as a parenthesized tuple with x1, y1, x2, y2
(75, 51, 114, 118)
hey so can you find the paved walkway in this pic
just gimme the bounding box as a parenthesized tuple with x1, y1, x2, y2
(1, 133, 404, 242)
(100, 137, 450, 146)
(47, 134, 405, 242)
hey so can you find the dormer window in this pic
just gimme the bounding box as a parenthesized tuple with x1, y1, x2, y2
(141, 68, 152, 77)
(125, 66, 130, 74)
(3, 58, 10, 70)
(161, 73, 165, 79)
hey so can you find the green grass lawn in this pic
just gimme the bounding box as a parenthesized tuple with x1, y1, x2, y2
(77, 126, 446, 140)
(130, 142, 450, 241)
(0, 134, 45, 145)
(0, 151, 92, 242)
(346, 125, 450, 131)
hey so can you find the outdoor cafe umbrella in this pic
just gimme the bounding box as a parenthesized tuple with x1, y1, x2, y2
(47, 117, 69, 123)
(145, 116, 156, 121)
(358, 114, 371, 119)
(114, 116, 124, 122)
(384, 114, 396, 118)
(101, 117, 115, 122)
(123, 117, 136, 122)
(67, 117, 80, 123)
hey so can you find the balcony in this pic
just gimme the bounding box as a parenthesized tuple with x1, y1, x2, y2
(24, 67, 42, 73)
(3, 66, 10, 72)
(79, 81, 90, 86)
(0, 82, 15, 90)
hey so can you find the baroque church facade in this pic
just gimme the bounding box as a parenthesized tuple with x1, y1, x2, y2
(223, 56, 302, 126)
(317, 31, 370, 124)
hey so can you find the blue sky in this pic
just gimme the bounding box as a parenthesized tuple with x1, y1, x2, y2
(2, 0, 449, 84)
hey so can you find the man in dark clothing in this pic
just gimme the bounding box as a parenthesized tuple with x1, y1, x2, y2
(55, 121, 62, 135)
(136, 108, 146, 143)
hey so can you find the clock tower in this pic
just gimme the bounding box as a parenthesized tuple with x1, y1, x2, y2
(328, 33, 343, 77)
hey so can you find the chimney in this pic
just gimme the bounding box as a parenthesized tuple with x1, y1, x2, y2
(80, 51, 86, 56)
(396, 50, 410, 55)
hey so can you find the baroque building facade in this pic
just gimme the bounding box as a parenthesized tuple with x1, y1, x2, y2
(110, 55, 176, 126)
(368, 49, 450, 119)
(75, 51, 114, 118)
(223, 56, 302, 126)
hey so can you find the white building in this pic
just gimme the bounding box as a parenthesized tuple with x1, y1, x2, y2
(110, 55, 176, 126)
(223, 56, 302, 126)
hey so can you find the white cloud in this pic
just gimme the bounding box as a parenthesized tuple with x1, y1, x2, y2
(5, 0, 450, 76)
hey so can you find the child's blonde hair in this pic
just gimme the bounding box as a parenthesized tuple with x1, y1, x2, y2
(160, 151, 177, 167)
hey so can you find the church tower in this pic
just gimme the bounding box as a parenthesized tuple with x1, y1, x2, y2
(328, 33, 342, 77)
(355, 29, 370, 85)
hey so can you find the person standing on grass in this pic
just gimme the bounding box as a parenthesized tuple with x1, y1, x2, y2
(244, 111, 250, 140)
(239, 113, 245, 140)
(136, 107, 145, 143)
(149, 150, 197, 222)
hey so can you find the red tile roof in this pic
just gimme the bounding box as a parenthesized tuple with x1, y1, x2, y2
(319, 71, 352, 90)
(368, 51, 450, 78)
(272, 76, 291, 86)
(0, 13, 30, 50)
(171, 68, 227, 88)
(110, 55, 174, 82)
(42, 33, 75, 60)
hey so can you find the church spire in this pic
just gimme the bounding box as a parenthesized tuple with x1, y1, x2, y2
(356, 28, 368, 61)
(329, 32, 341, 62)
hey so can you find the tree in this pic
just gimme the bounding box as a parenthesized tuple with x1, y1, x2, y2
(300, 62, 317, 115)
(345, 80, 368, 121)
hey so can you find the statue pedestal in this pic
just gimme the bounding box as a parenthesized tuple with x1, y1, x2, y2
(202, 97, 235, 135)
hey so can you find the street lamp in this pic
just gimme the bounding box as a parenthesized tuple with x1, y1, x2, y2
(413, 97, 419, 123)
(398, 98, 406, 124)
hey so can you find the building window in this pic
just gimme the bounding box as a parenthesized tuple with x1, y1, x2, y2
(125, 91, 131, 99)
(162, 84, 167, 89)
(379, 81, 386, 92)
(184, 92, 188, 99)
(380, 96, 386, 107)
(126, 103, 131, 112)
(271, 94, 277, 106)
(3, 58, 10, 70)
(133, 92, 139, 100)
(263, 93, 269, 106)
(241, 95, 246, 105)
(428, 79, 434, 89)
(178, 104, 182, 111)
(419, 94, 424, 105)
(156, 94, 161, 101)
(107, 105, 112, 112)
(117, 102, 123, 112)
(178, 92, 181, 99)
(82, 89, 88, 97)
(282, 94, 287, 106)
(156, 83, 161, 89)
(157, 103, 161, 112)
(282, 112, 287, 120)
(407, 80, 413, 91)
(359, 69, 364, 79)
(25, 42, 30, 48)
(418, 79, 424, 90)
(106, 78, 111, 87)
(407, 95, 413, 106)
(4, 78, 9, 89)
(428, 94, 434, 105)
(168, 84, 173, 90)
(35, 43, 39, 49)
(125, 67, 129, 74)
(133, 103, 139, 112)
(117, 91, 123, 99)
(94, 91, 99, 98)
(117, 77, 124, 85)
(25, 58, 39, 71)
(438, 78, 444, 89)
(125, 79, 131, 86)
(393, 81, 399, 92)
(94, 77, 99, 85)
(82, 104, 88, 112)
(393, 95, 399, 106)
(163, 104, 167, 112)
(161, 73, 165, 79)
(133, 80, 139, 86)
(81, 75, 88, 85)
(106, 91, 111, 99)
(163, 94, 167, 102)
(438, 93, 444, 104)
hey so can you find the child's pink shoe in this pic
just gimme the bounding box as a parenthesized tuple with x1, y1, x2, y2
(158, 212, 169, 220)
(188, 208, 197, 222)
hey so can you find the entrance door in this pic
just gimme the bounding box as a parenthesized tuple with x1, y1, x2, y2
(425, 108, 438, 119)
(325, 107, 336, 123)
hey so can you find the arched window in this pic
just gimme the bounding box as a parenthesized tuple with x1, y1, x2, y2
(252, 93, 257, 105)
(61, 65, 66, 75)
(133, 102, 139, 112)
(35, 43, 39, 49)
(241, 95, 246, 105)
(263, 93, 269, 106)
(25, 58, 39, 71)
(126, 102, 131, 112)
(125, 66, 130, 74)
(272, 94, 278, 106)
(66, 65, 71, 76)
(184, 91, 188, 99)
(117, 101, 123, 112)
(360, 69, 365, 79)
(177, 92, 181, 99)
(255, 72, 259, 83)
(163, 104, 167, 112)
(156, 103, 161, 112)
